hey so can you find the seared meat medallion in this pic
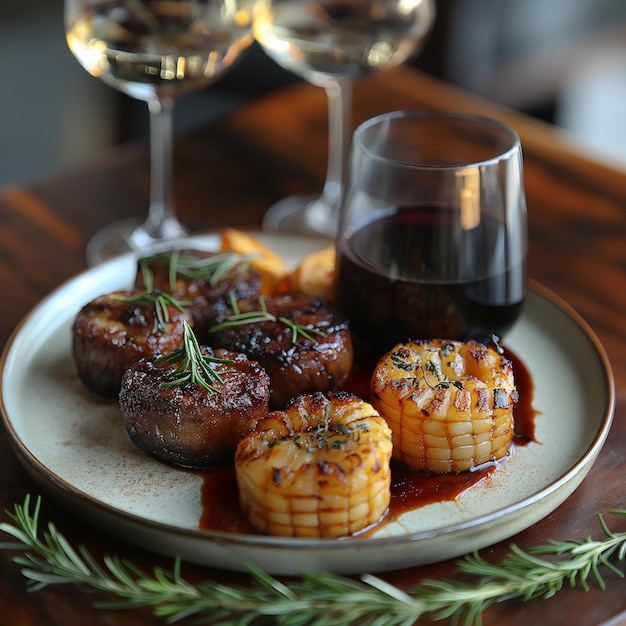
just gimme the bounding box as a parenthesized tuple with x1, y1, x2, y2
(371, 339, 518, 473)
(119, 344, 270, 468)
(235, 392, 393, 538)
(72, 289, 190, 397)
(210, 294, 353, 409)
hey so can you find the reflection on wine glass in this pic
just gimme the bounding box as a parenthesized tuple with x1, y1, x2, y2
(65, 0, 260, 265)
(254, 0, 436, 238)
(335, 110, 528, 358)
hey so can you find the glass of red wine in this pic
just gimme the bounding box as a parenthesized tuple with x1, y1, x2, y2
(334, 110, 528, 358)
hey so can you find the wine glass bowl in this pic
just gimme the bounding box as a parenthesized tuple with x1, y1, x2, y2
(66, 2, 255, 100)
(65, 0, 260, 264)
(334, 110, 528, 358)
(254, 0, 436, 237)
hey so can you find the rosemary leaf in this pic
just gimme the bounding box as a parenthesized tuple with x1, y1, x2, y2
(2, 496, 626, 625)
(141, 250, 257, 287)
(209, 296, 326, 344)
(278, 315, 325, 343)
(155, 321, 234, 393)
(111, 289, 191, 334)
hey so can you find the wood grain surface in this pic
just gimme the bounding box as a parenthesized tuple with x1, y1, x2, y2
(1, 66, 626, 625)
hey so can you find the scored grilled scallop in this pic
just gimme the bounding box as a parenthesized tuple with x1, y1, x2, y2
(135, 248, 262, 340)
(210, 294, 353, 409)
(72, 289, 190, 397)
(371, 339, 518, 473)
(119, 345, 271, 468)
(235, 392, 393, 538)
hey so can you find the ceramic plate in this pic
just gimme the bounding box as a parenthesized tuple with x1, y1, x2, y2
(0, 233, 615, 575)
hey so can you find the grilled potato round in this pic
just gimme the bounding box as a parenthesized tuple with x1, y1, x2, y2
(371, 339, 517, 473)
(235, 392, 392, 538)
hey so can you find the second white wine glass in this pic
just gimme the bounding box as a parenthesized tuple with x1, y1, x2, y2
(65, 0, 261, 265)
(254, 0, 435, 237)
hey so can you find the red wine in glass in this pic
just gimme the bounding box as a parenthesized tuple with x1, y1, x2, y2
(335, 208, 526, 358)
(334, 111, 528, 359)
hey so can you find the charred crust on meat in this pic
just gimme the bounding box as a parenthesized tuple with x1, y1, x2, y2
(119, 346, 270, 468)
(72, 290, 191, 397)
(210, 295, 354, 408)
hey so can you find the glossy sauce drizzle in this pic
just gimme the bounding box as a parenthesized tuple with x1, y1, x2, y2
(199, 347, 537, 534)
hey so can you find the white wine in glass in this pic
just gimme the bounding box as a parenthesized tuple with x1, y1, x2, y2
(65, 0, 261, 264)
(254, 0, 435, 237)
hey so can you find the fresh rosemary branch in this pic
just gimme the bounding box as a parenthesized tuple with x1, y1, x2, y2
(2, 496, 626, 626)
(210, 295, 326, 343)
(155, 320, 234, 393)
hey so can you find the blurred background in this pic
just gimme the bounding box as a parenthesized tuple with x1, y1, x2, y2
(2, 0, 626, 188)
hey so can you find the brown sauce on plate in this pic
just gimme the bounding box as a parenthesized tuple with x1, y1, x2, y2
(198, 347, 537, 534)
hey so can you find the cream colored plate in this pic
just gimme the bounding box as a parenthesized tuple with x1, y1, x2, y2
(0, 233, 615, 575)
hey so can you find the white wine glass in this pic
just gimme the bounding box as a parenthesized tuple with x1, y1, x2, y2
(254, 0, 435, 238)
(65, 0, 261, 265)
(335, 110, 528, 359)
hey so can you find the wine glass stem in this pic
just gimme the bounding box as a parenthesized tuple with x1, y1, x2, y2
(321, 78, 352, 214)
(145, 96, 184, 239)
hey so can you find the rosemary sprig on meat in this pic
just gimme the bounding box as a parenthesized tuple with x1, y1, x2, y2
(140, 249, 257, 288)
(155, 321, 234, 393)
(2, 496, 626, 625)
(210, 294, 326, 343)
(110, 290, 190, 334)
(110, 261, 190, 334)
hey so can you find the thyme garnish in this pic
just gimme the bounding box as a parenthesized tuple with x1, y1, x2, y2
(210, 295, 326, 343)
(269, 401, 366, 453)
(141, 250, 256, 288)
(155, 321, 234, 393)
(2, 495, 626, 625)
(390, 349, 464, 391)
(423, 358, 464, 390)
(391, 353, 414, 372)
(290, 401, 368, 453)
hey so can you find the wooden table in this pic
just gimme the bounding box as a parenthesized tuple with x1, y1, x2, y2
(1, 66, 626, 625)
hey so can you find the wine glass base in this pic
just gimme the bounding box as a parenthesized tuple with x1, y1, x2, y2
(85, 216, 188, 266)
(262, 195, 337, 238)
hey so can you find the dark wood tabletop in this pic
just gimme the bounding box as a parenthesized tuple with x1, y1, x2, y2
(2, 66, 626, 625)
